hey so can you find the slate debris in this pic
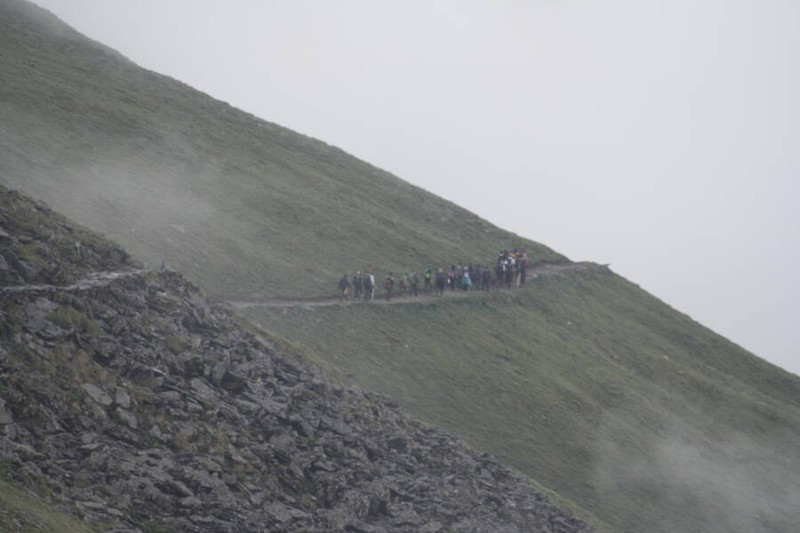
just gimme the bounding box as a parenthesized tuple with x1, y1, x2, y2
(0, 188, 600, 532)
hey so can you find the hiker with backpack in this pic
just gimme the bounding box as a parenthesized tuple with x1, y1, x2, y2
(384, 273, 395, 301)
(496, 253, 505, 288)
(505, 255, 515, 289)
(399, 274, 410, 295)
(435, 268, 447, 296)
(470, 264, 481, 291)
(461, 268, 472, 291)
(337, 274, 352, 301)
(423, 265, 433, 293)
(364, 271, 375, 302)
(517, 250, 528, 286)
(352, 271, 364, 300)
(482, 265, 492, 292)
(448, 266, 457, 291)
(336, 249, 535, 304)
(410, 272, 420, 297)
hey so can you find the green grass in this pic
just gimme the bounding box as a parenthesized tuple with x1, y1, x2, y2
(243, 269, 800, 533)
(47, 305, 103, 336)
(0, 476, 97, 533)
(2, 2, 800, 532)
(0, 0, 562, 300)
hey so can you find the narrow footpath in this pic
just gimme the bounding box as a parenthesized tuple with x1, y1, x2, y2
(0, 269, 150, 296)
(1, 262, 606, 309)
(226, 261, 605, 310)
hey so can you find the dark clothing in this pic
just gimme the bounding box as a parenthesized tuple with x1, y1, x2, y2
(435, 271, 447, 295)
(337, 276, 352, 301)
(384, 275, 395, 301)
(352, 273, 363, 300)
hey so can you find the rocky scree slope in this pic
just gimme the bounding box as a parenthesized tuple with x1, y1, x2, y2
(0, 187, 598, 532)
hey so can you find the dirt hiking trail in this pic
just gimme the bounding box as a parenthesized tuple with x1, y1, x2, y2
(1, 262, 605, 309)
(225, 262, 605, 311)
(0, 269, 150, 297)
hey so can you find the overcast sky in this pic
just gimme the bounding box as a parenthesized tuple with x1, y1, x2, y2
(31, 0, 800, 376)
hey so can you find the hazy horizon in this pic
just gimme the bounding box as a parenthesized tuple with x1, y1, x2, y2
(29, 0, 800, 375)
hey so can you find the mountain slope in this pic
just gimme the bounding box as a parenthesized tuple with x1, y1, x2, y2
(0, 0, 561, 301)
(0, 185, 598, 532)
(2, 1, 800, 532)
(243, 269, 800, 533)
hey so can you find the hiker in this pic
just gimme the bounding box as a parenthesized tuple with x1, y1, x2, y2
(364, 271, 376, 302)
(470, 264, 481, 290)
(384, 272, 395, 301)
(333, 247, 535, 306)
(511, 249, 522, 287)
(482, 266, 492, 292)
(337, 274, 352, 301)
(435, 268, 447, 296)
(495, 261, 504, 288)
(518, 250, 528, 286)
(461, 269, 472, 291)
(423, 265, 433, 293)
(352, 271, 363, 300)
(399, 274, 410, 295)
(505, 256, 515, 289)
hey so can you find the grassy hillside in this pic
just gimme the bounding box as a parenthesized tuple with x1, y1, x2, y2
(2, 1, 800, 532)
(0, 477, 98, 533)
(0, 185, 601, 532)
(243, 269, 800, 533)
(0, 0, 561, 300)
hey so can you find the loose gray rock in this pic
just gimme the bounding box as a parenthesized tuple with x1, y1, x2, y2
(115, 389, 132, 409)
(0, 398, 12, 425)
(0, 191, 600, 533)
(115, 407, 138, 429)
(82, 383, 113, 407)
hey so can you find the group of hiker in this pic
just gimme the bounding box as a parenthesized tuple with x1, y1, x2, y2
(337, 249, 531, 302)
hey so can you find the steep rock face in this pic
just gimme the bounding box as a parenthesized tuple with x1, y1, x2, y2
(0, 187, 598, 531)
(0, 189, 136, 287)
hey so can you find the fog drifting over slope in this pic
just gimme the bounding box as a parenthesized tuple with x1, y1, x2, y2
(30, 0, 800, 375)
(592, 409, 800, 532)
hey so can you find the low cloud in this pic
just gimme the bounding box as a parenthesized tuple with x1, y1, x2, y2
(591, 414, 800, 533)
